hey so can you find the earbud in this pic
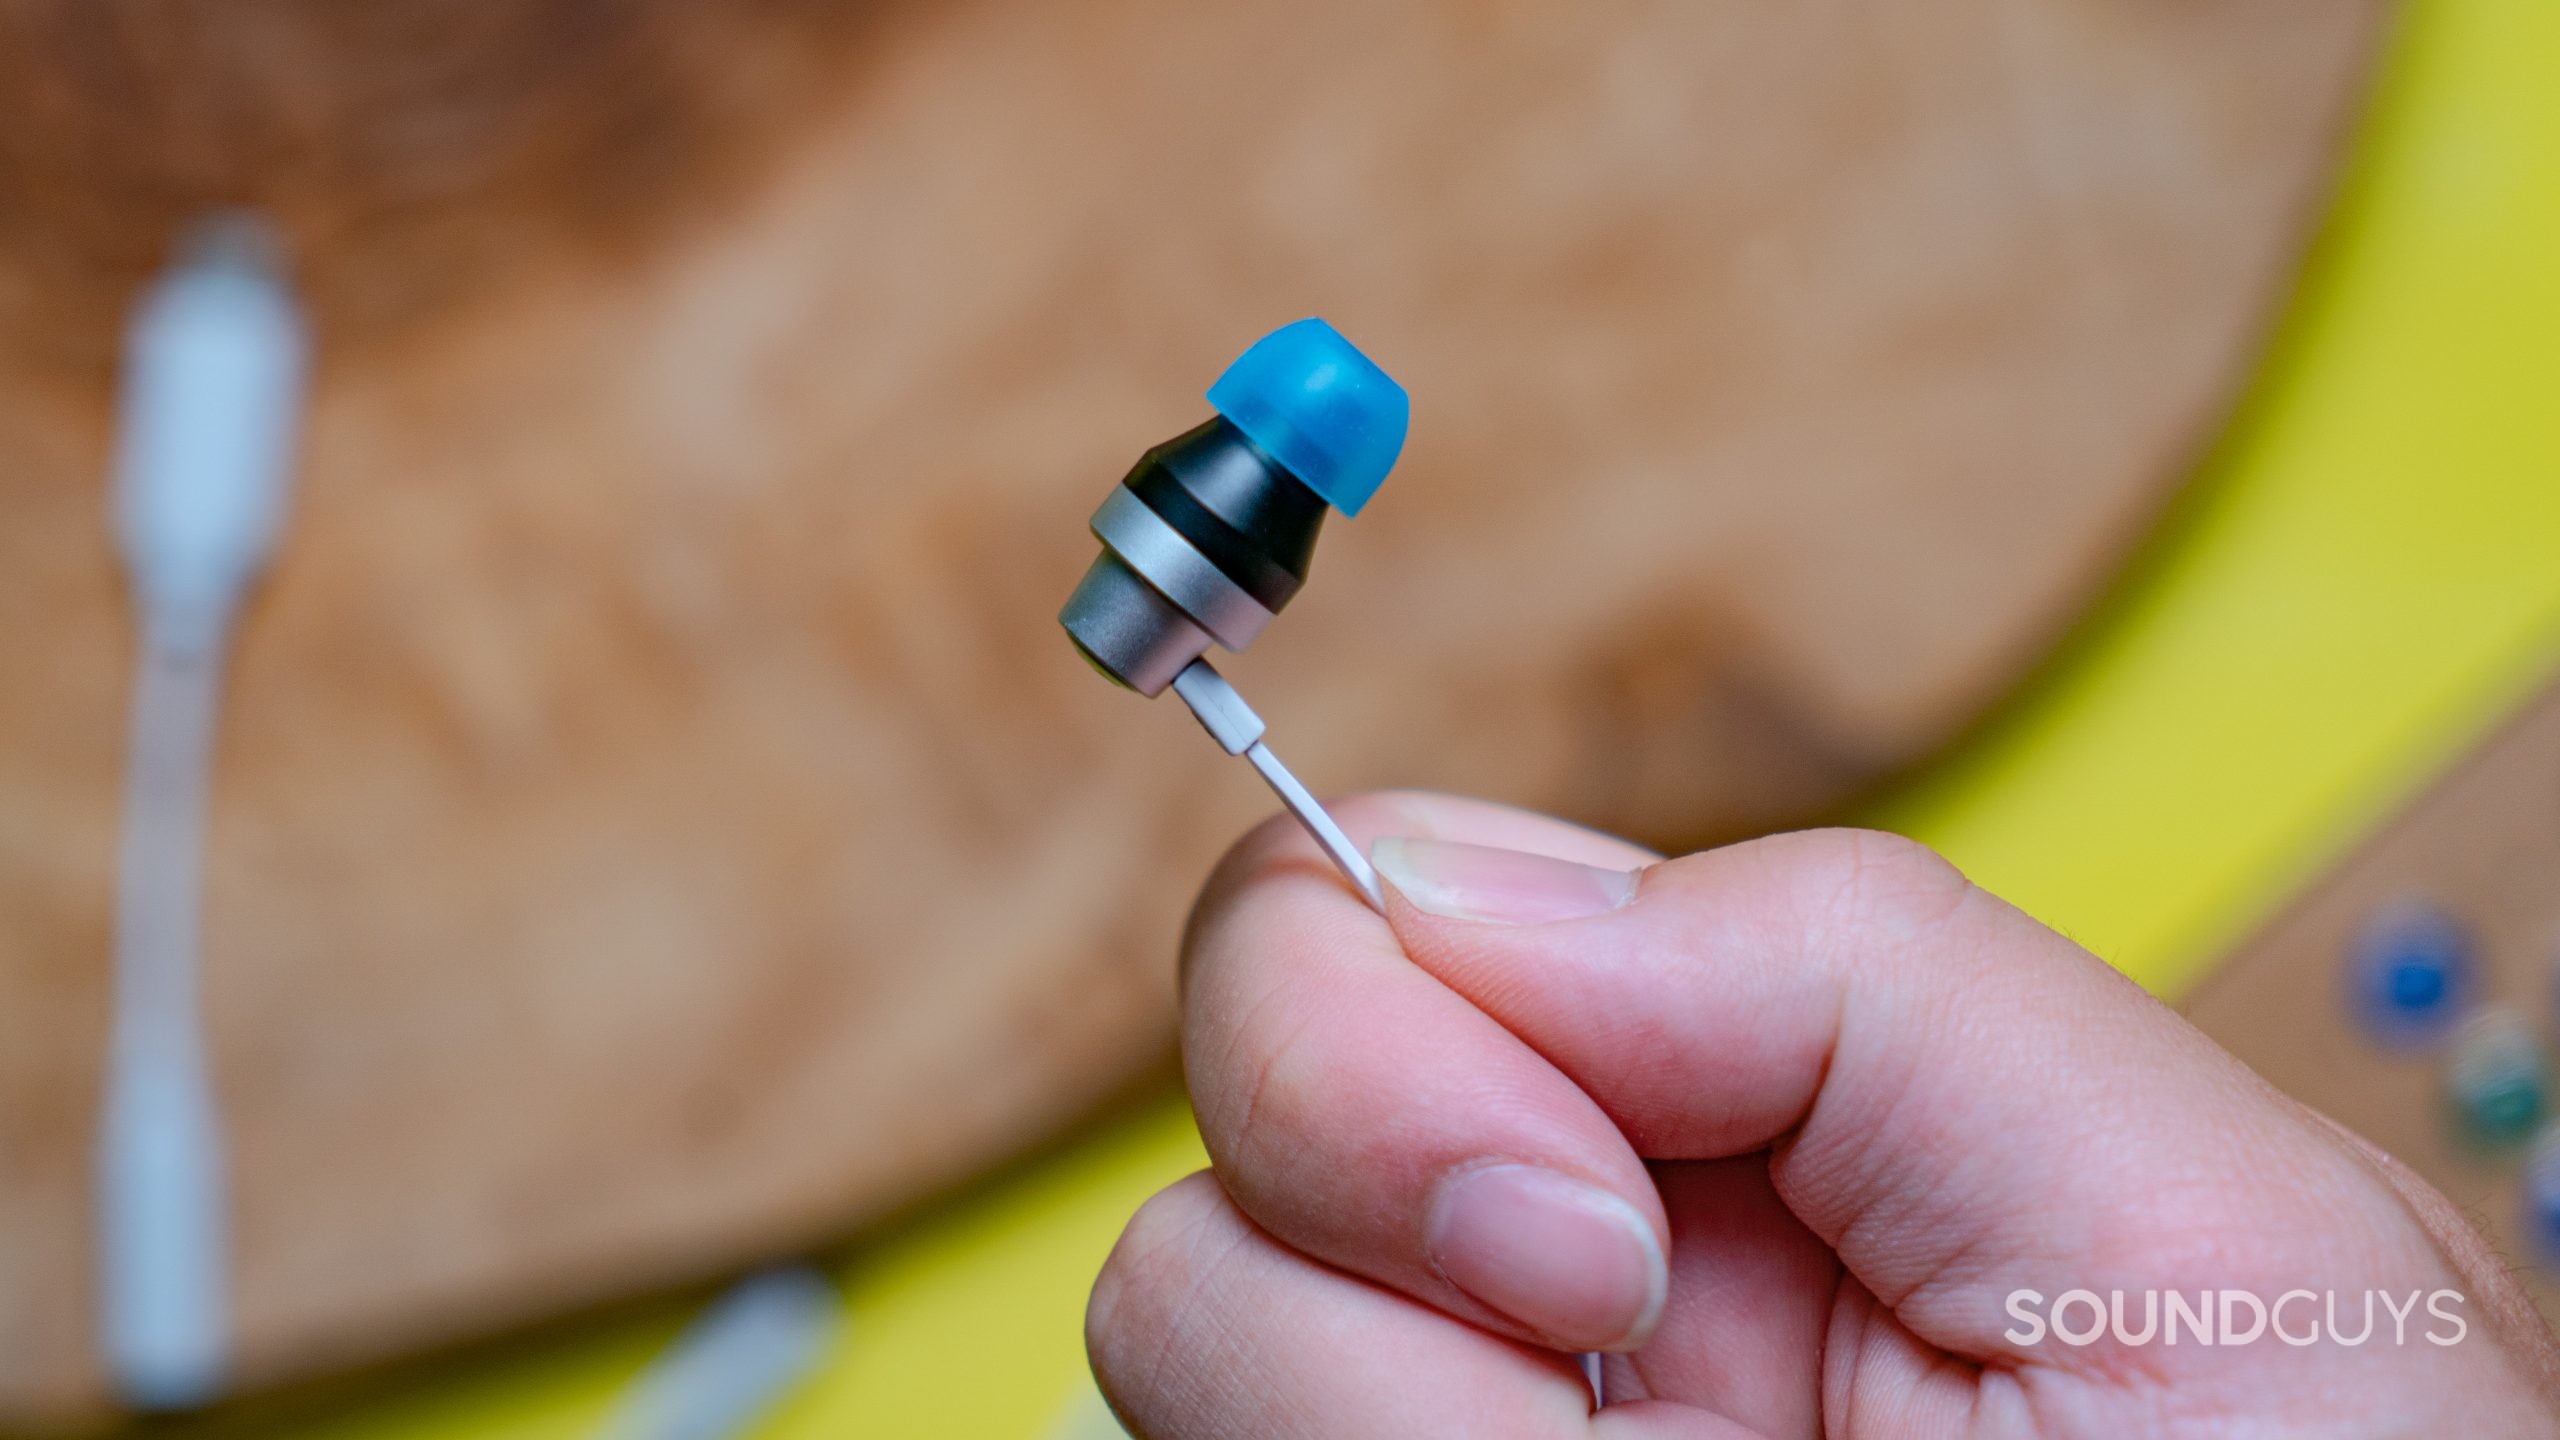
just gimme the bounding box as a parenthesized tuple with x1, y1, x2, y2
(1061, 318, 1408, 695)
(1059, 319, 1408, 910)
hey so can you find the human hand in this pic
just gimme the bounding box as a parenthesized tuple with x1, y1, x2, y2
(1086, 793, 2560, 1437)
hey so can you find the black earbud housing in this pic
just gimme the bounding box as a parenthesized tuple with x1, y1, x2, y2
(1062, 417, 1328, 695)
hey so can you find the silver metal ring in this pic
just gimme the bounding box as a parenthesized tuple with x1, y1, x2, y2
(1089, 487, 1274, 650)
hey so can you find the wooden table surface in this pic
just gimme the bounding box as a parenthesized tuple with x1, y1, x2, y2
(0, 0, 2381, 1421)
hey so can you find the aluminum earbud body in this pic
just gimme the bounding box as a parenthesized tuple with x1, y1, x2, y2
(1062, 417, 1328, 695)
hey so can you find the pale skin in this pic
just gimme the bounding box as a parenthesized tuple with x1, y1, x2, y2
(1085, 793, 2560, 1438)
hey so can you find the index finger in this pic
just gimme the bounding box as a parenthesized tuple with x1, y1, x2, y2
(1178, 791, 1673, 1355)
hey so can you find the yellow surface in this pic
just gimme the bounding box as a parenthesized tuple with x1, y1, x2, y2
(255, 1, 2560, 1435)
(1868, 0, 2560, 997)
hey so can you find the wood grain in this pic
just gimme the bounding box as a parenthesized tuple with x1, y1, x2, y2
(0, 0, 2384, 1420)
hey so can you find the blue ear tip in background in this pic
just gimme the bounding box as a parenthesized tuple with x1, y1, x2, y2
(1206, 318, 1409, 517)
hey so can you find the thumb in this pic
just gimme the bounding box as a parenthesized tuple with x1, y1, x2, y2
(1368, 826, 2471, 1373)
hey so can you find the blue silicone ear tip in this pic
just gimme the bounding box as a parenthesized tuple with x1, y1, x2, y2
(1206, 318, 1408, 517)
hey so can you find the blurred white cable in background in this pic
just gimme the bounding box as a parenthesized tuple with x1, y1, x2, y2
(1045, 1381, 1134, 1439)
(598, 1268, 845, 1440)
(99, 213, 308, 1410)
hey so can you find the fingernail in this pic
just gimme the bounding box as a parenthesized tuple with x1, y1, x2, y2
(1369, 837, 1639, 925)
(1427, 1164, 1667, 1351)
